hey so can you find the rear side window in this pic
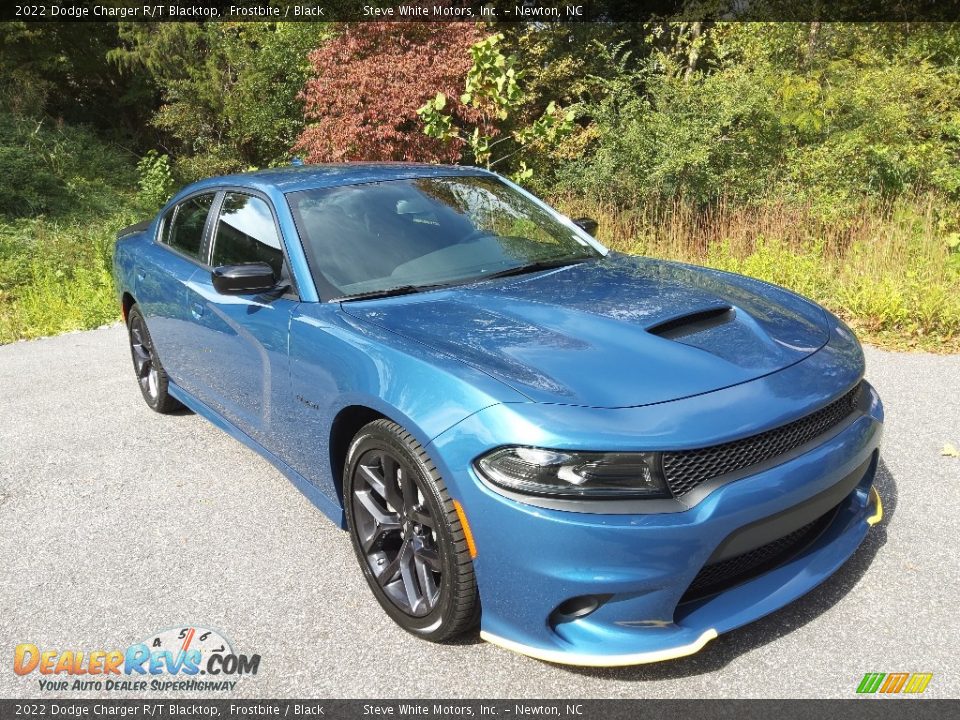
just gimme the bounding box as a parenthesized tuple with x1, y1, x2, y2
(211, 193, 284, 278)
(163, 193, 215, 260)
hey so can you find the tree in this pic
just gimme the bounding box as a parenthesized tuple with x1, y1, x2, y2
(0, 22, 153, 138)
(111, 22, 328, 178)
(418, 33, 574, 181)
(554, 23, 960, 209)
(294, 22, 484, 163)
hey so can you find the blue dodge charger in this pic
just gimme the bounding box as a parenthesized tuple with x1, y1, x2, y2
(113, 164, 884, 666)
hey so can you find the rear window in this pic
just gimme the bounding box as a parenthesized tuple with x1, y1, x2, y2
(162, 193, 215, 260)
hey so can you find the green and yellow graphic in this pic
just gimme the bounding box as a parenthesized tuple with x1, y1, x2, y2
(857, 672, 933, 694)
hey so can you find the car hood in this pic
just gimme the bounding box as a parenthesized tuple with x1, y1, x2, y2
(342, 254, 830, 407)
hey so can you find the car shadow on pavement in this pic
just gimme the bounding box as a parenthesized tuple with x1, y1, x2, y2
(548, 457, 898, 680)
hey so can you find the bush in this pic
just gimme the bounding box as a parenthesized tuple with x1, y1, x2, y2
(295, 22, 484, 163)
(0, 116, 70, 216)
(0, 113, 143, 343)
(136, 150, 174, 211)
(557, 24, 960, 215)
(112, 23, 329, 174)
(0, 212, 133, 343)
(0, 112, 138, 220)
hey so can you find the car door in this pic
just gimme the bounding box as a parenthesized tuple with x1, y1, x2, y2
(136, 191, 217, 397)
(185, 190, 299, 446)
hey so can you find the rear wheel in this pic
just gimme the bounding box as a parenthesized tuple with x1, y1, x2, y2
(127, 305, 182, 414)
(344, 419, 479, 641)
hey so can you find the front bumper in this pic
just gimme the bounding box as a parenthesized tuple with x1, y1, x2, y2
(428, 378, 884, 666)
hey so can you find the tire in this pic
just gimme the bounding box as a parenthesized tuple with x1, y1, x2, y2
(126, 305, 183, 414)
(344, 419, 480, 641)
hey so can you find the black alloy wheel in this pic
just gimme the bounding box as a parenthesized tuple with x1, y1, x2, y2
(352, 447, 442, 616)
(344, 419, 479, 641)
(126, 305, 182, 413)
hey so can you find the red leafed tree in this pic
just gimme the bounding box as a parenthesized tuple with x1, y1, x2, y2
(294, 22, 487, 163)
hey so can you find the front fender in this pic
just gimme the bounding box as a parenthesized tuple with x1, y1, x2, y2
(282, 302, 528, 506)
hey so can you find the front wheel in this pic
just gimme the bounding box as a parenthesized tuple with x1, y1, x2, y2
(127, 305, 183, 414)
(343, 419, 479, 641)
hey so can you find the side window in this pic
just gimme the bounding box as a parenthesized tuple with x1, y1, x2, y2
(211, 193, 284, 279)
(162, 193, 215, 260)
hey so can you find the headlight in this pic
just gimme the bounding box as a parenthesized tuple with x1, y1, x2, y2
(474, 446, 669, 499)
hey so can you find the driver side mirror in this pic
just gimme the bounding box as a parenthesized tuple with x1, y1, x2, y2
(572, 217, 599, 236)
(211, 262, 277, 295)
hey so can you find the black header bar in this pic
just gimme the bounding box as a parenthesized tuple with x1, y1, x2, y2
(4, 1, 960, 23)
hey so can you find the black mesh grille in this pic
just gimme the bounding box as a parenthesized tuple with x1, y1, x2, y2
(680, 505, 838, 603)
(662, 383, 862, 497)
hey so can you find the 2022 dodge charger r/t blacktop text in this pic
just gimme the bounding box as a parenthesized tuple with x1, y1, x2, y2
(113, 164, 884, 666)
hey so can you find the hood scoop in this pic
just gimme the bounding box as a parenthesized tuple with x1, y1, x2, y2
(647, 305, 735, 340)
(344, 255, 829, 408)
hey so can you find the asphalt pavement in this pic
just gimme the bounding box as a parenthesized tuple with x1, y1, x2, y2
(0, 325, 958, 698)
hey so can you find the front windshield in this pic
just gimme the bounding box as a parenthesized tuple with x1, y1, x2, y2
(286, 175, 602, 299)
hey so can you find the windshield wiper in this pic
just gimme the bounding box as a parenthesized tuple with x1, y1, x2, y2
(480, 256, 594, 281)
(334, 283, 447, 302)
(335, 256, 595, 302)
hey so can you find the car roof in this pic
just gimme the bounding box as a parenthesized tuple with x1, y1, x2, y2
(180, 162, 495, 196)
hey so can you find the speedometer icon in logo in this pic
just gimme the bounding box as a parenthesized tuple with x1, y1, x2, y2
(139, 626, 233, 666)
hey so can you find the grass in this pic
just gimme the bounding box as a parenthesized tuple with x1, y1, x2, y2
(0, 112, 147, 344)
(0, 210, 138, 344)
(554, 194, 960, 353)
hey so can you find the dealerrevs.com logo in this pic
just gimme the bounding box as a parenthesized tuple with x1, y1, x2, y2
(13, 627, 260, 692)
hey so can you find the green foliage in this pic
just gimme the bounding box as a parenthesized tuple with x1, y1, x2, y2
(0, 145, 66, 217)
(0, 22, 153, 135)
(136, 151, 175, 211)
(419, 34, 575, 181)
(560, 23, 960, 215)
(0, 216, 123, 343)
(111, 22, 330, 180)
(0, 113, 137, 219)
(460, 33, 525, 121)
(0, 115, 145, 343)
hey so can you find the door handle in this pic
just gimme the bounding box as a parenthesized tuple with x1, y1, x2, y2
(191, 302, 204, 319)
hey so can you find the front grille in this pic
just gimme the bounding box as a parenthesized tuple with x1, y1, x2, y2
(680, 504, 839, 603)
(662, 382, 862, 497)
